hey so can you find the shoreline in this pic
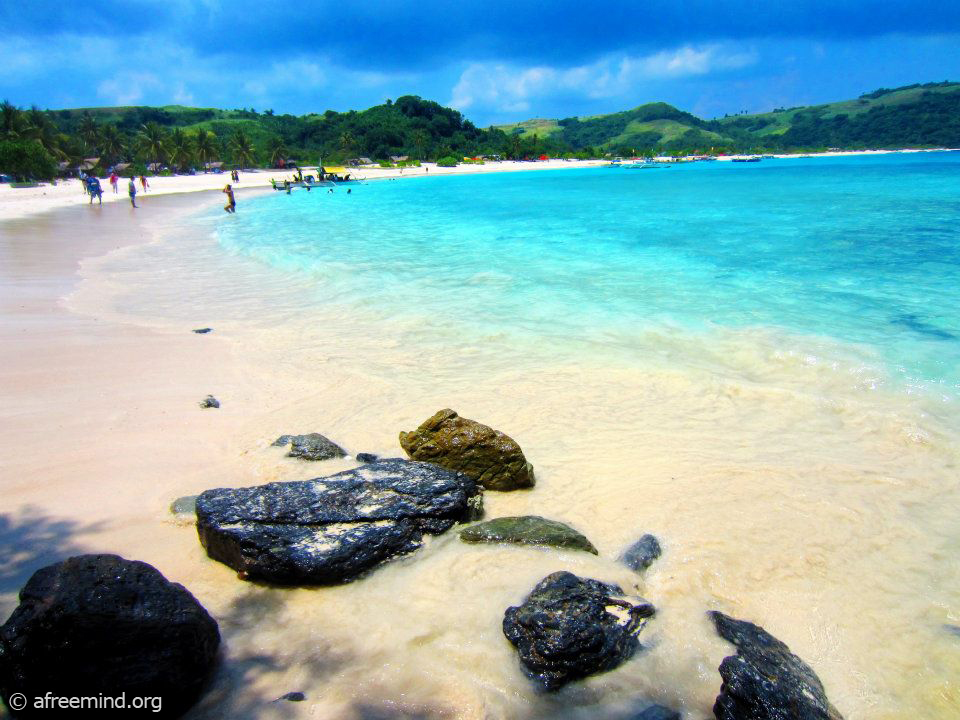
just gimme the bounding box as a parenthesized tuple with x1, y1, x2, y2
(0, 159, 606, 223)
(3, 148, 956, 223)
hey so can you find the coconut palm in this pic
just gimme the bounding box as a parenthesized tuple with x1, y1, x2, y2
(78, 111, 101, 153)
(411, 129, 429, 162)
(169, 128, 194, 172)
(138, 121, 169, 169)
(229, 128, 256, 169)
(1, 100, 24, 139)
(14, 108, 65, 161)
(99, 124, 125, 167)
(267, 135, 287, 168)
(339, 131, 356, 157)
(194, 129, 217, 169)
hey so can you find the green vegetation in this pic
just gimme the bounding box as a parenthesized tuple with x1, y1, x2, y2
(498, 82, 960, 155)
(0, 139, 56, 181)
(2, 82, 958, 179)
(437, 156, 459, 167)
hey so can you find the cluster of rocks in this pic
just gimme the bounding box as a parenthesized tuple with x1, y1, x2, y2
(0, 408, 845, 718)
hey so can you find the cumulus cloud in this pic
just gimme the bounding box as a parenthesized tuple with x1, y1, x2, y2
(449, 44, 758, 112)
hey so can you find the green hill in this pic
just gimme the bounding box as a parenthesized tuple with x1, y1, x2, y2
(497, 81, 960, 153)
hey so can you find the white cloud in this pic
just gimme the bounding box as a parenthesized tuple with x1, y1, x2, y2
(97, 72, 164, 106)
(449, 44, 759, 113)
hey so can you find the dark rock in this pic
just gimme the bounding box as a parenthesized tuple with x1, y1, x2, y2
(621, 534, 662, 573)
(196, 459, 482, 585)
(943, 624, 960, 639)
(200, 395, 220, 409)
(399, 408, 535, 491)
(192, 328, 213, 334)
(0, 554, 220, 718)
(272, 433, 347, 461)
(632, 705, 681, 720)
(171, 495, 198, 515)
(355, 452, 379, 463)
(710, 611, 844, 720)
(460, 516, 597, 554)
(274, 692, 305, 703)
(502, 571, 655, 691)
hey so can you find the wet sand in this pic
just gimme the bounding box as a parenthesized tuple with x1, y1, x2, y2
(2, 190, 960, 719)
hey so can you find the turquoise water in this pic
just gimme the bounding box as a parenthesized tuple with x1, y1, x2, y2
(218, 153, 960, 404)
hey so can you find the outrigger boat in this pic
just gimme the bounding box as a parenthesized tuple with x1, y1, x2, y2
(270, 165, 363, 192)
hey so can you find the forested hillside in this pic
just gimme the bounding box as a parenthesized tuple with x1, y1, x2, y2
(1, 82, 958, 180)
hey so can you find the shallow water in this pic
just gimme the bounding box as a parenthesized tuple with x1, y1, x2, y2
(70, 154, 960, 719)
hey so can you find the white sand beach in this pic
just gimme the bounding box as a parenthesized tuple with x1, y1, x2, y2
(0, 159, 605, 222)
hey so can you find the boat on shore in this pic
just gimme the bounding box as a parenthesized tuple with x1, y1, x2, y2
(732, 156, 762, 163)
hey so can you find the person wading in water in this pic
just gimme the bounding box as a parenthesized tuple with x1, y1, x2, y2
(223, 183, 236, 213)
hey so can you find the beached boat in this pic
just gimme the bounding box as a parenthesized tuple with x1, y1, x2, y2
(732, 156, 762, 163)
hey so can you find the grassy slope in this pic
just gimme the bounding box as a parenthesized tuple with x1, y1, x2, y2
(718, 83, 960, 137)
(498, 83, 960, 147)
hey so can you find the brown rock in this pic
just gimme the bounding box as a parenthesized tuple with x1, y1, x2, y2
(399, 409, 535, 491)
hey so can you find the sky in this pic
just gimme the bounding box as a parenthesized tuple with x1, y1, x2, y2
(1, 1, 959, 125)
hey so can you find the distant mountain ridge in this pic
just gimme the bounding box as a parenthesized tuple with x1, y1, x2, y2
(496, 81, 960, 153)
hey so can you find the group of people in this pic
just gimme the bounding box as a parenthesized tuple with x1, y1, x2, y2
(80, 168, 240, 212)
(82, 170, 149, 208)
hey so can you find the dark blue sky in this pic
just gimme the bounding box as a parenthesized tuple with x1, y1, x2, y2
(1, 1, 958, 124)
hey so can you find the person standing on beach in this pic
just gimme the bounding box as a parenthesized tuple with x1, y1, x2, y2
(109, 171, 119, 194)
(128, 177, 138, 208)
(223, 184, 235, 213)
(87, 176, 103, 205)
(140, 174, 149, 192)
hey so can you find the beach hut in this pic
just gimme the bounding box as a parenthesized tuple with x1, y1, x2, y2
(113, 163, 131, 174)
(389, 155, 409, 163)
(80, 157, 100, 171)
(204, 161, 224, 172)
(147, 162, 165, 173)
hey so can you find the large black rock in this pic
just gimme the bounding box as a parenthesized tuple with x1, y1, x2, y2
(711, 611, 844, 720)
(502, 571, 655, 691)
(196, 458, 482, 585)
(0, 554, 220, 718)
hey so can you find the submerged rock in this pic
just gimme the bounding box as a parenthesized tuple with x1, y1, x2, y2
(621, 534, 662, 573)
(503, 571, 655, 690)
(632, 705, 681, 720)
(170, 495, 198, 515)
(196, 459, 482, 585)
(0, 554, 220, 718)
(272, 433, 347, 461)
(460, 516, 597, 554)
(399, 409, 535, 491)
(710, 611, 844, 720)
(200, 395, 220, 409)
(355, 452, 380, 463)
(274, 692, 306, 703)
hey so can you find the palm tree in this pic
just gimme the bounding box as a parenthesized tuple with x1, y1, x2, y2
(22, 110, 65, 160)
(169, 128, 194, 172)
(339, 131, 356, 158)
(138, 121, 169, 169)
(229, 129, 256, 169)
(99, 124, 125, 167)
(509, 133, 522, 160)
(267, 135, 287, 168)
(1, 100, 24, 139)
(194, 129, 217, 169)
(411, 129, 429, 162)
(78, 111, 101, 154)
